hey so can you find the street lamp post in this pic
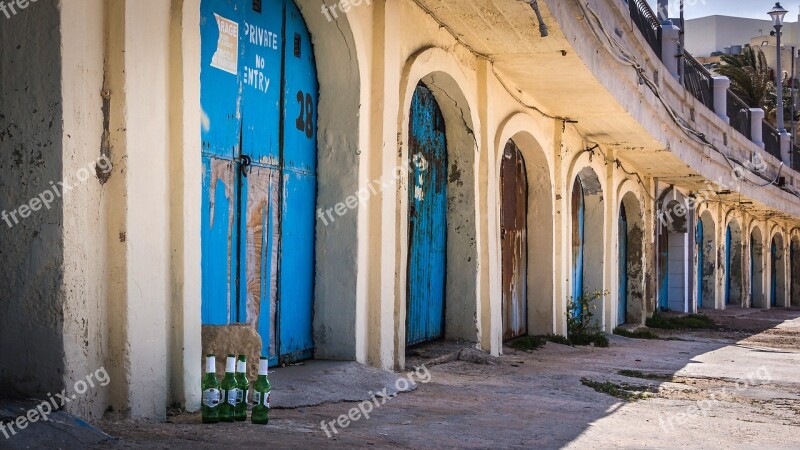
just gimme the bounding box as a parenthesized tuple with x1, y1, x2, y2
(769, 2, 790, 163)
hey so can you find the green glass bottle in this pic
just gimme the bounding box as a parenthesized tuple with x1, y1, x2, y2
(219, 354, 239, 423)
(251, 356, 271, 425)
(201, 354, 220, 424)
(234, 354, 249, 421)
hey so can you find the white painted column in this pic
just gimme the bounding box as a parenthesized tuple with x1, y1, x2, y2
(661, 21, 681, 80)
(780, 131, 791, 164)
(712, 77, 730, 123)
(750, 108, 766, 149)
(121, 0, 171, 420)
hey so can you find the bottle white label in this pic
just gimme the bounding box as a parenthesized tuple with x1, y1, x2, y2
(243, 390, 249, 405)
(203, 388, 220, 408)
(264, 390, 271, 409)
(227, 388, 239, 406)
(237, 388, 244, 403)
(237, 361, 246, 373)
(253, 391, 261, 406)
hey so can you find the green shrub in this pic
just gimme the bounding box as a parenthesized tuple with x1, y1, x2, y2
(613, 328, 661, 340)
(542, 334, 572, 346)
(646, 312, 717, 330)
(565, 290, 610, 347)
(580, 378, 651, 401)
(507, 335, 547, 351)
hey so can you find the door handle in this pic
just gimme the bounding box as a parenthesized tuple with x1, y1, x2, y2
(238, 155, 252, 178)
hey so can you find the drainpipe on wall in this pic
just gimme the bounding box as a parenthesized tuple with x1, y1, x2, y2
(528, 1, 549, 37)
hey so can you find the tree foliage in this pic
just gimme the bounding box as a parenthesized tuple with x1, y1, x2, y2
(714, 47, 773, 110)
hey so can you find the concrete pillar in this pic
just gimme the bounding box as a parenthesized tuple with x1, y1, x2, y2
(780, 131, 791, 164)
(661, 21, 680, 79)
(750, 108, 766, 149)
(712, 77, 730, 123)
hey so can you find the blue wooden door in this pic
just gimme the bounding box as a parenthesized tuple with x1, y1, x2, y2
(406, 84, 447, 346)
(750, 237, 755, 306)
(201, 0, 317, 365)
(277, 0, 318, 362)
(658, 226, 669, 310)
(696, 220, 703, 309)
(618, 205, 628, 325)
(771, 239, 778, 307)
(792, 242, 797, 305)
(725, 226, 732, 305)
(571, 180, 585, 315)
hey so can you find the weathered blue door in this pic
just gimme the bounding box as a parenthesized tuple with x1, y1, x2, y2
(696, 220, 704, 309)
(406, 83, 447, 346)
(658, 226, 669, 310)
(201, 0, 318, 365)
(618, 205, 628, 324)
(750, 237, 755, 306)
(771, 239, 778, 307)
(571, 179, 585, 315)
(725, 226, 732, 305)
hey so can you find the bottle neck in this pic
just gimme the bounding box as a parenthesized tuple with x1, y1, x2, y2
(258, 359, 269, 376)
(225, 357, 236, 374)
(236, 360, 246, 374)
(205, 357, 216, 374)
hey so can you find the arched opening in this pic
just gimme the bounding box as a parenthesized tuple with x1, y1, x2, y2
(658, 190, 690, 312)
(405, 75, 478, 346)
(725, 219, 744, 306)
(619, 192, 645, 325)
(697, 211, 716, 309)
(791, 235, 800, 307)
(496, 126, 555, 337)
(571, 167, 605, 316)
(501, 140, 528, 340)
(770, 233, 786, 307)
(750, 227, 765, 308)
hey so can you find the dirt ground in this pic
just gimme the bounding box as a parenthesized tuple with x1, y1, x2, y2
(92, 307, 800, 449)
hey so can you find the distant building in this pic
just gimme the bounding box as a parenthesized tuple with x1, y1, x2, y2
(685, 13, 800, 80)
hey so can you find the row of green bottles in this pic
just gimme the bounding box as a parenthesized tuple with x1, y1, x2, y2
(201, 354, 271, 424)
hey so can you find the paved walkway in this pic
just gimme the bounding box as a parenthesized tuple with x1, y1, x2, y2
(89, 308, 800, 449)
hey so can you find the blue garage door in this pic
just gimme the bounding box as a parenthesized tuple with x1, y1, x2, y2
(571, 179, 585, 316)
(200, 0, 318, 365)
(406, 83, 448, 346)
(618, 204, 628, 325)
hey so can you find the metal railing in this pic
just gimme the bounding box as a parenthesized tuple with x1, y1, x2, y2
(683, 52, 714, 110)
(763, 120, 782, 161)
(628, 0, 662, 58)
(727, 91, 752, 140)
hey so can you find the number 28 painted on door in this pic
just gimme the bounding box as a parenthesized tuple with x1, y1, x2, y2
(295, 90, 314, 139)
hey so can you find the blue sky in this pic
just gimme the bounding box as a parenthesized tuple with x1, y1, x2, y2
(650, 0, 796, 21)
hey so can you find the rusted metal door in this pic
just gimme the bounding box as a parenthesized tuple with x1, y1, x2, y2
(406, 83, 447, 346)
(501, 140, 528, 340)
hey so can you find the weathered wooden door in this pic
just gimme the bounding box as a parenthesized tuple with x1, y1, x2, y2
(771, 239, 778, 307)
(696, 220, 704, 309)
(501, 140, 528, 340)
(618, 205, 628, 325)
(725, 225, 732, 305)
(406, 83, 447, 346)
(201, 0, 317, 365)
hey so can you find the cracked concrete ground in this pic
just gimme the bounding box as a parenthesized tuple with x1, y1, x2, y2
(89, 308, 800, 449)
